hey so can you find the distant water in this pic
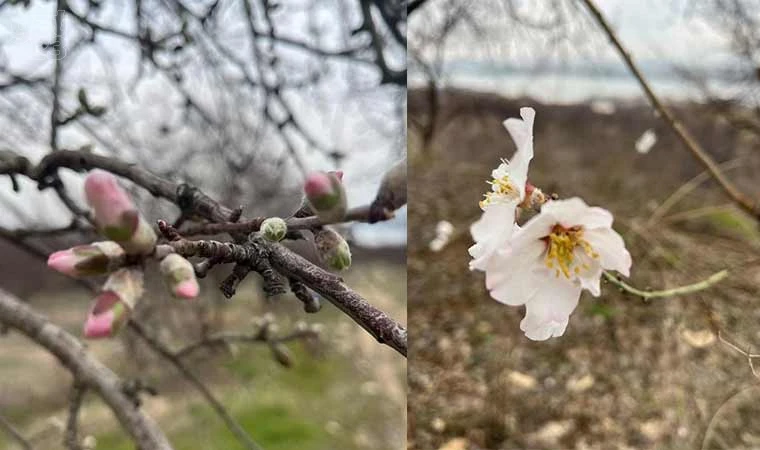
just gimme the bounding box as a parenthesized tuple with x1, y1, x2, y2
(409, 67, 750, 104)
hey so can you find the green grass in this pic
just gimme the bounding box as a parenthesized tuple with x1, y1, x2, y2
(705, 209, 760, 242)
(93, 345, 359, 450)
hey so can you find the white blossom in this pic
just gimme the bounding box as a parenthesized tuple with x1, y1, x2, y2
(469, 107, 535, 271)
(484, 197, 632, 341)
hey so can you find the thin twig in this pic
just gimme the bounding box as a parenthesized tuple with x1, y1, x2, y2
(175, 329, 318, 359)
(647, 158, 744, 226)
(580, 0, 760, 220)
(603, 270, 729, 300)
(127, 321, 264, 450)
(64, 381, 86, 450)
(659, 204, 737, 224)
(0, 412, 32, 450)
(179, 205, 385, 237)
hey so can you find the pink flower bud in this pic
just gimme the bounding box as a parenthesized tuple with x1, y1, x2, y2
(84, 170, 157, 254)
(85, 170, 136, 238)
(47, 241, 125, 278)
(303, 171, 347, 223)
(159, 254, 199, 299)
(83, 268, 143, 339)
(84, 292, 126, 338)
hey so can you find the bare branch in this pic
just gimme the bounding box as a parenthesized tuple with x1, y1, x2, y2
(0, 288, 173, 450)
(580, 0, 760, 221)
(64, 381, 86, 450)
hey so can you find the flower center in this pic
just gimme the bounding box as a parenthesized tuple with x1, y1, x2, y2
(543, 224, 599, 278)
(479, 174, 519, 209)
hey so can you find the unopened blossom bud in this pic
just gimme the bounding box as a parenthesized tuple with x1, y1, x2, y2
(369, 158, 407, 223)
(83, 268, 143, 338)
(84, 170, 156, 255)
(260, 217, 288, 242)
(303, 171, 347, 223)
(522, 182, 547, 211)
(47, 241, 125, 278)
(159, 253, 199, 299)
(315, 227, 351, 271)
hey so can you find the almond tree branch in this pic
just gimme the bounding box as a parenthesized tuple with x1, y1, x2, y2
(266, 241, 407, 356)
(178, 205, 389, 237)
(64, 381, 86, 450)
(1, 149, 407, 357)
(580, 0, 760, 221)
(157, 233, 407, 356)
(0, 288, 173, 450)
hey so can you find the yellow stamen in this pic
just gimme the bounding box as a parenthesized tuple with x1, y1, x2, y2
(479, 173, 518, 209)
(544, 225, 599, 279)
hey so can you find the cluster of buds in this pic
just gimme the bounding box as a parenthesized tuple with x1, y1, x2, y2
(302, 171, 352, 271)
(47, 168, 359, 338)
(47, 170, 200, 338)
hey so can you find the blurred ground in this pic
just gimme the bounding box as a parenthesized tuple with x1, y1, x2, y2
(0, 247, 406, 450)
(407, 88, 760, 450)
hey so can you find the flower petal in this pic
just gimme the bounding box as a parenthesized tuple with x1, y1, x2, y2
(578, 207, 614, 230)
(502, 107, 535, 198)
(519, 276, 582, 341)
(574, 249, 602, 296)
(584, 228, 632, 276)
(510, 208, 557, 245)
(539, 197, 589, 226)
(486, 240, 545, 306)
(469, 203, 518, 271)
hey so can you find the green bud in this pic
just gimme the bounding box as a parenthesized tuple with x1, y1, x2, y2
(260, 217, 288, 242)
(315, 227, 352, 271)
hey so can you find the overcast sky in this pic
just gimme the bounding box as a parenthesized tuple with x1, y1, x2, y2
(411, 0, 740, 70)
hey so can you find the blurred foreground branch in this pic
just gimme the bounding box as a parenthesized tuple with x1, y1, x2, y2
(0, 288, 173, 450)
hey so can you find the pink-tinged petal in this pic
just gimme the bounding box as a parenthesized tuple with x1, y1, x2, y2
(174, 279, 199, 299)
(84, 291, 130, 339)
(85, 170, 135, 226)
(330, 170, 344, 181)
(304, 172, 333, 197)
(486, 240, 545, 306)
(160, 254, 200, 298)
(520, 276, 582, 341)
(83, 309, 115, 338)
(584, 228, 632, 276)
(303, 171, 346, 221)
(47, 250, 79, 276)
